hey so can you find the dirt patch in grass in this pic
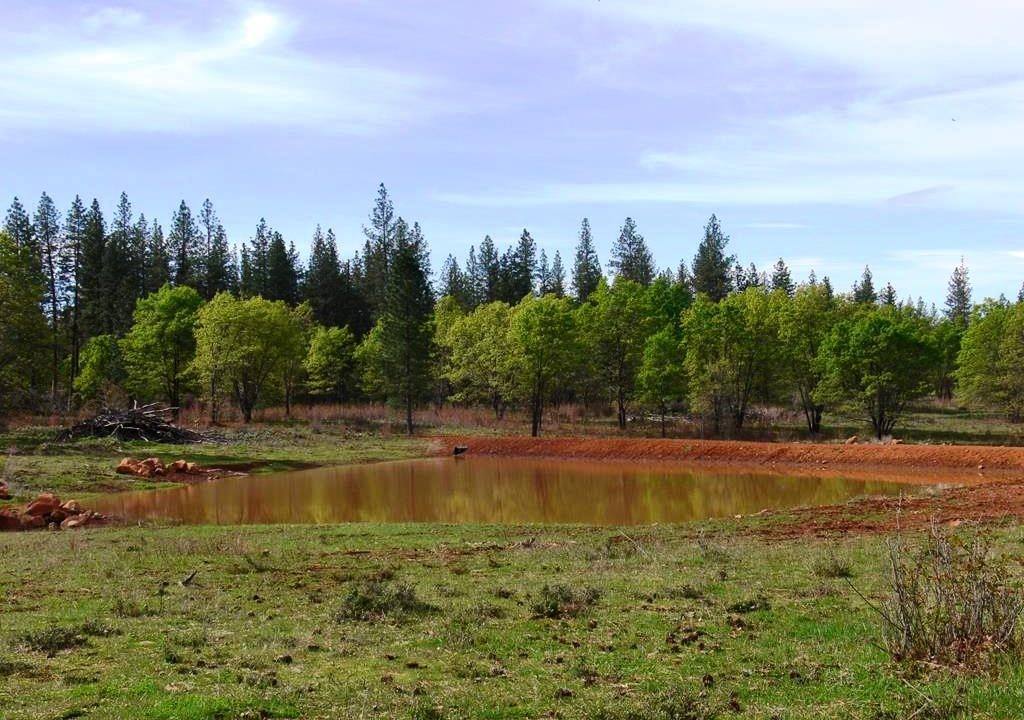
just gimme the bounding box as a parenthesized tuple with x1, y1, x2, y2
(760, 478, 1024, 538)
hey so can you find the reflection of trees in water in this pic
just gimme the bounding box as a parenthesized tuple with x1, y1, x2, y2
(91, 457, 914, 526)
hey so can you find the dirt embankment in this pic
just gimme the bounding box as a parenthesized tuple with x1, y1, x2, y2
(439, 436, 1024, 474)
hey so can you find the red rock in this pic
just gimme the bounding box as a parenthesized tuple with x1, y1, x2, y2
(0, 480, 10, 500)
(116, 458, 140, 475)
(25, 493, 61, 517)
(169, 460, 189, 474)
(20, 514, 46, 529)
(61, 511, 95, 530)
(60, 500, 83, 515)
(0, 508, 20, 531)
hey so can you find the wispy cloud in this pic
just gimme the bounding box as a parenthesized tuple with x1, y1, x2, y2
(0, 6, 446, 135)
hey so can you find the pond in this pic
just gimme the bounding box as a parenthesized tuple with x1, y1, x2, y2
(89, 456, 936, 526)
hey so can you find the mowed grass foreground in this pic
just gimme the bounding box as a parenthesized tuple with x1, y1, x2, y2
(3, 522, 1023, 719)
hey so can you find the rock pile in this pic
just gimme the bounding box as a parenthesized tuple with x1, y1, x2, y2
(0, 493, 107, 532)
(115, 457, 221, 479)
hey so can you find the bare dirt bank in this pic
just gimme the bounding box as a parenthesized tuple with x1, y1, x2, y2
(438, 436, 1023, 476)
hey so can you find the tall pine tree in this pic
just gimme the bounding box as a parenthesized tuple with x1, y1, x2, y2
(770, 258, 794, 296)
(852, 266, 877, 304)
(945, 259, 971, 327)
(266, 231, 300, 304)
(79, 199, 107, 339)
(691, 214, 734, 301)
(572, 218, 602, 302)
(146, 220, 171, 294)
(62, 196, 87, 384)
(609, 217, 654, 285)
(34, 192, 65, 402)
(304, 225, 342, 326)
(378, 218, 435, 434)
(362, 183, 396, 317)
(169, 200, 199, 287)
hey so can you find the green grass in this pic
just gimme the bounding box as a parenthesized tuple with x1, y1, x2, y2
(2, 522, 1023, 719)
(0, 425, 431, 503)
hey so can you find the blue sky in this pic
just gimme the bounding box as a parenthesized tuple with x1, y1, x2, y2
(2, 0, 1024, 303)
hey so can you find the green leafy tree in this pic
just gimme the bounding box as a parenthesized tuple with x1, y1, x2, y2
(510, 294, 578, 436)
(192, 293, 297, 423)
(442, 301, 517, 419)
(73, 335, 125, 406)
(778, 284, 837, 434)
(683, 288, 783, 434)
(279, 303, 313, 415)
(691, 214, 734, 301)
(931, 318, 962, 401)
(121, 284, 203, 410)
(578, 278, 652, 429)
(305, 325, 358, 401)
(816, 307, 935, 439)
(637, 326, 687, 437)
(956, 301, 1023, 420)
(355, 321, 388, 401)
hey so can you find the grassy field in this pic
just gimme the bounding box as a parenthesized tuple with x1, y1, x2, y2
(2, 521, 1023, 719)
(2, 424, 1023, 719)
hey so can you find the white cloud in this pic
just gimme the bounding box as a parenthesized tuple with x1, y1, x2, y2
(0, 7, 445, 135)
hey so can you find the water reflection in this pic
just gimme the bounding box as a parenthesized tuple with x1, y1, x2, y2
(89, 456, 928, 526)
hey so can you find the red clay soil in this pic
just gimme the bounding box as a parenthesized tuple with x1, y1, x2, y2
(440, 436, 1024, 473)
(758, 479, 1024, 538)
(439, 436, 1024, 536)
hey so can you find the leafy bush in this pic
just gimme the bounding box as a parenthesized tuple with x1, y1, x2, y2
(336, 580, 435, 621)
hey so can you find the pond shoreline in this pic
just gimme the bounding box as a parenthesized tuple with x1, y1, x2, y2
(436, 435, 1021, 477)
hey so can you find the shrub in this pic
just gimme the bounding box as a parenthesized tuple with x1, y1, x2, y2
(16, 627, 87, 656)
(813, 555, 854, 579)
(726, 595, 770, 614)
(531, 584, 602, 619)
(336, 580, 435, 621)
(877, 526, 1024, 666)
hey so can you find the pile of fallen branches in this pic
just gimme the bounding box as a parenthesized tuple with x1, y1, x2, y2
(58, 404, 207, 444)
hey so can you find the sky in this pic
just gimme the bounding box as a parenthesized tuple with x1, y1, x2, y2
(2, 0, 1024, 304)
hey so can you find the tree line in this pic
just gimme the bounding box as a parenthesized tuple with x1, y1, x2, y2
(0, 183, 1016, 437)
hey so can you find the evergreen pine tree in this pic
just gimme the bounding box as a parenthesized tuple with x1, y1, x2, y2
(378, 218, 435, 434)
(4, 197, 36, 257)
(241, 218, 272, 297)
(609, 217, 654, 285)
(79, 200, 107, 339)
(506, 229, 537, 301)
(880, 282, 898, 306)
(691, 214, 734, 301)
(770, 258, 794, 296)
(198, 199, 234, 298)
(548, 251, 566, 297)
(304, 225, 343, 326)
(463, 245, 482, 308)
(536, 249, 551, 295)
(807, 269, 818, 286)
(34, 193, 65, 402)
(439, 254, 471, 307)
(102, 192, 136, 334)
(945, 259, 972, 326)
(146, 221, 171, 294)
(852, 265, 877, 304)
(362, 183, 396, 316)
(266, 231, 299, 304)
(169, 200, 199, 287)
(572, 218, 602, 302)
(822, 275, 834, 299)
(131, 214, 150, 302)
(731, 262, 748, 292)
(477, 235, 500, 302)
(62, 196, 87, 383)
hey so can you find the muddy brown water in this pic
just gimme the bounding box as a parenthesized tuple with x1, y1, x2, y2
(88, 456, 942, 526)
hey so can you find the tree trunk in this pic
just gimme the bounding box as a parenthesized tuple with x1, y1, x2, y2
(405, 393, 414, 435)
(617, 387, 626, 430)
(660, 406, 667, 438)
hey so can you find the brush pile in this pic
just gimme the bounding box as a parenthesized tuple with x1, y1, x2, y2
(58, 404, 206, 444)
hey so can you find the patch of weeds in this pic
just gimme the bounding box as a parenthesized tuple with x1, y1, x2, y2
(726, 595, 770, 614)
(113, 597, 157, 618)
(16, 627, 88, 656)
(531, 584, 602, 619)
(813, 554, 854, 579)
(336, 580, 436, 621)
(0, 657, 35, 677)
(410, 697, 445, 720)
(696, 531, 731, 564)
(870, 526, 1024, 667)
(653, 687, 717, 720)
